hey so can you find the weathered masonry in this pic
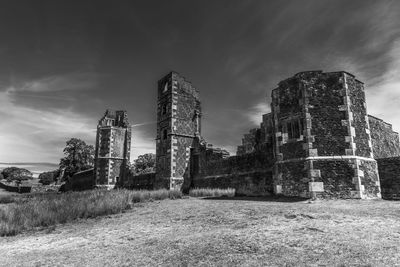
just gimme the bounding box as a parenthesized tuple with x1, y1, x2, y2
(94, 110, 131, 187)
(271, 71, 380, 198)
(155, 72, 201, 190)
(135, 70, 400, 199)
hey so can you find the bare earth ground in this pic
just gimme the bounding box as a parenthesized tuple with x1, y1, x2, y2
(1, 197, 400, 266)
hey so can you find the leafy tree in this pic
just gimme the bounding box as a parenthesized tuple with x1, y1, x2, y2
(1, 167, 33, 182)
(133, 153, 156, 174)
(59, 138, 94, 179)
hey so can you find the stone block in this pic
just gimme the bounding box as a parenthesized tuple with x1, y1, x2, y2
(303, 143, 312, 150)
(275, 185, 282, 194)
(350, 127, 356, 137)
(308, 149, 318, 157)
(348, 112, 354, 121)
(309, 169, 321, 178)
(306, 136, 315, 142)
(309, 182, 324, 192)
(356, 169, 364, 177)
(350, 190, 361, 199)
(306, 118, 312, 128)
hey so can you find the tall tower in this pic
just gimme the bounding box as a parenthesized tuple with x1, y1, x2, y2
(94, 110, 131, 187)
(272, 71, 381, 199)
(155, 71, 201, 190)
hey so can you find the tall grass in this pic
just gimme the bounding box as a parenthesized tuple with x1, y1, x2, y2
(189, 188, 235, 198)
(0, 189, 181, 236)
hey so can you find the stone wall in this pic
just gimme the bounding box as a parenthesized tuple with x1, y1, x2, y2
(376, 157, 400, 199)
(122, 172, 156, 190)
(62, 169, 95, 192)
(368, 115, 400, 159)
(191, 147, 274, 196)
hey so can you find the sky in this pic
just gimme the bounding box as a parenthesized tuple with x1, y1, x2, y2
(0, 0, 400, 164)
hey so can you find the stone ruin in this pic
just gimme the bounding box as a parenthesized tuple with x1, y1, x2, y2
(92, 70, 400, 199)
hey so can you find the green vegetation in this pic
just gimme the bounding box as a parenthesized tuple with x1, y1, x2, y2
(0, 189, 182, 236)
(189, 187, 235, 197)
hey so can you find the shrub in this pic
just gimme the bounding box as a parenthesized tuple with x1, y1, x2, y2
(0, 195, 18, 204)
(189, 188, 235, 198)
(39, 170, 60, 185)
(0, 189, 182, 236)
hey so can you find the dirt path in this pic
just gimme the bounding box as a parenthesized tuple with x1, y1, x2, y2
(1, 198, 400, 266)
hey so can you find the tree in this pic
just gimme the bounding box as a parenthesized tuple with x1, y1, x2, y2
(133, 153, 156, 174)
(1, 167, 33, 182)
(59, 138, 94, 179)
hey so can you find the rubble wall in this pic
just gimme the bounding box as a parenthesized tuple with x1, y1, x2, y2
(376, 157, 400, 199)
(123, 172, 156, 190)
(192, 150, 274, 196)
(369, 115, 400, 159)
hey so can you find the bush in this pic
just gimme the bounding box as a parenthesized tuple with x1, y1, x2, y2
(39, 170, 60, 185)
(0, 195, 18, 204)
(0, 189, 182, 236)
(189, 188, 235, 198)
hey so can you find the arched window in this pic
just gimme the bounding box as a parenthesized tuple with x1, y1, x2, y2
(162, 104, 167, 115)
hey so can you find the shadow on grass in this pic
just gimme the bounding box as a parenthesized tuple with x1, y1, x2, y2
(202, 195, 308, 203)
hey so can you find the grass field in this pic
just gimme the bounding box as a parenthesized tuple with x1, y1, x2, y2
(0, 196, 399, 266)
(0, 189, 182, 236)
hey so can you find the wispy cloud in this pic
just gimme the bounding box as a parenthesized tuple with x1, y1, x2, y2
(8, 72, 99, 93)
(0, 87, 96, 163)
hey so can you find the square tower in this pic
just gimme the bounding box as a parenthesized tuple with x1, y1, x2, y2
(155, 71, 201, 190)
(94, 110, 131, 187)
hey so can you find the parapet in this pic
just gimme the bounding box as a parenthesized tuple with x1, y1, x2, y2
(98, 109, 129, 128)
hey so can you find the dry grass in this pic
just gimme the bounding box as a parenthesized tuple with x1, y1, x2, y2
(0, 189, 181, 236)
(1, 197, 400, 266)
(189, 187, 235, 197)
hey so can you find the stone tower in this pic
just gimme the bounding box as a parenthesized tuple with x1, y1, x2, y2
(155, 71, 201, 190)
(272, 71, 381, 199)
(94, 110, 131, 187)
